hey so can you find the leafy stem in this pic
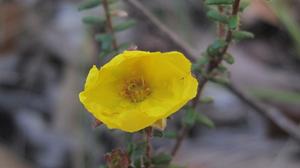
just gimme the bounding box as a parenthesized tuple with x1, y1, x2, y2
(171, 0, 241, 157)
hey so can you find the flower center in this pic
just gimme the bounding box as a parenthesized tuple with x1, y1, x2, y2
(121, 77, 151, 103)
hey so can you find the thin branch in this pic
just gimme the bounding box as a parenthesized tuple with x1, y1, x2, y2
(124, 0, 198, 60)
(102, 0, 118, 50)
(144, 127, 152, 168)
(217, 6, 226, 38)
(170, 125, 187, 156)
(225, 84, 300, 142)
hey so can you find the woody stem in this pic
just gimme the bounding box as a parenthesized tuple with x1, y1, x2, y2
(144, 127, 152, 167)
(102, 0, 118, 50)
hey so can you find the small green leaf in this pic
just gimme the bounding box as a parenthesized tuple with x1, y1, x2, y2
(191, 64, 199, 71)
(153, 130, 177, 139)
(163, 131, 177, 139)
(118, 42, 131, 51)
(196, 113, 215, 128)
(200, 97, 214, 104)
(126, 142, 134, 156)
(192, 56, 209, 71)
(78, 0, 101, 11)
(183, 107, 197, 126)
(216, 64, 227, 73)
(239, 0, 251, 12)
(210, 39, 227, 51)
(95, 34, 113, 50)
(153, 130, 164, 137)
(228, 15, 239, 29)
(232, 31, 254, 41)
(99, 165, 107, 168)
(151, 153, 172, 165)
(205, 0, 234, 5)
(206, 9, 228, 23)
(82, 16, 105, 25)
(114, 19, 136, 32)
(101, 41, 112, 50)
(207, 39, 227, 56)
(99, 49, 112, 59)
(224, 53, 235, 64)
(124, 133, 135, 156)
(130, 142, 146, 165)
(209, 76, 230, 85)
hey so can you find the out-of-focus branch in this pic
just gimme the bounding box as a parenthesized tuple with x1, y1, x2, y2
(124, 0, 198, 60)
(144, 127, 153, 168)
(124, 0, 300, 154)
(225, 83, 300, 142)
(103, 0, 118, 50)
(217, 6, 226, 37)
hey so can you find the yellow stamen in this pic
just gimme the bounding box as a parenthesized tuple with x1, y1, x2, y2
(121, 77, 151, 103)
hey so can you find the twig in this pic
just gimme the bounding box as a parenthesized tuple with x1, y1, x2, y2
(170, 125, 188, 156)
(144, 127, 152, 168)
(225, 84, 300, 142)
(124, 0, 198, 60)
(102, 0, 118, 50)
(217, 6, 226, 37)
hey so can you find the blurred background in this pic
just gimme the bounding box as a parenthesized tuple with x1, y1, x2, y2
(0, 0, 300, 167)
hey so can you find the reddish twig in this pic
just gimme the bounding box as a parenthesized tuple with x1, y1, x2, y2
(217, 6, 226, 37)
(144, 127, 152, 168)
(102, 0, 118, 50)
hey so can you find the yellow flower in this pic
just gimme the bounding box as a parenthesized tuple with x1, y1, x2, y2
(79, 50, 198, 132)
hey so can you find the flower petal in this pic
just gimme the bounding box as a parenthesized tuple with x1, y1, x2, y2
(79, 50, 198, 132)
